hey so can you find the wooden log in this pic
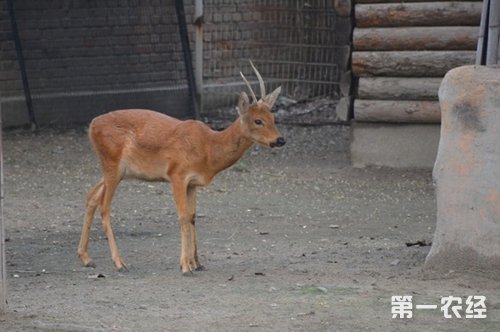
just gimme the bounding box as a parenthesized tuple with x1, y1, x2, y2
(357, 77, 442, 100)
(352, 51, 476, 77)
(354, 99, 441, 123)
(356, 2, 482, 28)
(353, 27, 479, 51)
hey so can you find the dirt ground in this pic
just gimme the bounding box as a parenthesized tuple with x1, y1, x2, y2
(0, 124, 498, 332)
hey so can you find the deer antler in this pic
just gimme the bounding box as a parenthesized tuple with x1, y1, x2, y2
(240, 71, 257, 104)
(249, 60, 266, 98)
(240, 60, 268, 104)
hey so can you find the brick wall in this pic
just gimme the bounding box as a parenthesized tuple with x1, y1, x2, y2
(0, 0, 193, 127)
(0, 0, 351, 127)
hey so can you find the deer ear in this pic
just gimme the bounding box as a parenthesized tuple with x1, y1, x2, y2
(264, 86, 281, 108)
(238, 91, 250, 116)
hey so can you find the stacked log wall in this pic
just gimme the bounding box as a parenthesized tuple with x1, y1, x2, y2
(352, 0, 482, 124)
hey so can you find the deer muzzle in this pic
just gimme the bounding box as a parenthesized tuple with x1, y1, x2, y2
(270, 136, 286, 148)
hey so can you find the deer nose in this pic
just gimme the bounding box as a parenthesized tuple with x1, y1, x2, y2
(272, 137, 286, 147)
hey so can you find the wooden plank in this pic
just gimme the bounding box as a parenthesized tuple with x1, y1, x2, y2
(357, 77, 442, 100)
(356, 2, 482, 28)
(354, 99, 441, 123)
(352, 51, 476, 77)
(353, 26, 479, 51)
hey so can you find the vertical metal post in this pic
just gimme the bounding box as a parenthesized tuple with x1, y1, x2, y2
(477, 0, 500, 65)
(0, 99, 6, 314)
(6, 0, 37, 129)
(476, 0, 490, 65)
(175, 0, 200, 119)
(194, 0, 204, 117)
(486, 0, 500, 65)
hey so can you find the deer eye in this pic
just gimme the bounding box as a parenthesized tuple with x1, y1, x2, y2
(254, 119, 263, 126)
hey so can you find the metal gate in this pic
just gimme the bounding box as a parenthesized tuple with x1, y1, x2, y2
(201, 0, 340, 118)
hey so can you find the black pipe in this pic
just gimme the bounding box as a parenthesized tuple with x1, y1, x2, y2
(175, 0, 200, 119)
(6, 0, 37, 129)
(477, 0, 490, 65)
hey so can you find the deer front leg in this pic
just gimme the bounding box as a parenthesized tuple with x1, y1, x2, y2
(172, 179, 195, 275)
(100, 176, 128, 272)
(78, 180, 105, 268)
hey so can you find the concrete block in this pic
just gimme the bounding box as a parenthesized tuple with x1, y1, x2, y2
(350, 122, 440, 168)
(424, 65, 500, 278)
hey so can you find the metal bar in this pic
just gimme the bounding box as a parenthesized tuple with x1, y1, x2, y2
(6, 0, 37, 129)
(251, 59, 338, 67)
(0, 99, 6, 313)
(204, 78, 339, 89)
(1, 85, 189, 102)
(194, 0, 204, 116)
(175, 0, 200, 119)
(487, 0, 500, 65)
(476, 0, 490, 65)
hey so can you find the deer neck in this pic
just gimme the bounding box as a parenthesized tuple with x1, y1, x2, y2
(210, 117, 253, 174)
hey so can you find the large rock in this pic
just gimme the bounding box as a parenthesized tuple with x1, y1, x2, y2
(424, 65, 500, 278)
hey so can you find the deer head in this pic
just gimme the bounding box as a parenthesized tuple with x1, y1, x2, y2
(238, 60, 286, 148)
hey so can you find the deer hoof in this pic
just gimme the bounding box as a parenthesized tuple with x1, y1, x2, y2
(182, 270, 194, 277)
(117, 265, 129, 273)
(195, 265, 206, 271)
(84, 261, 96, 268)
(116, 260, 129, 272)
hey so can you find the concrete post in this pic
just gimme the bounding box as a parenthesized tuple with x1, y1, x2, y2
(424, 65, 500, 278)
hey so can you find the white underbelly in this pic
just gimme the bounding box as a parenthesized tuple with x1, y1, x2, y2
(187, 172, 211, 187)
(121, 160, 170, 182)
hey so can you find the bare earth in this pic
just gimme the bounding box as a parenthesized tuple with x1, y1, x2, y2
(0, 125, 498, 331)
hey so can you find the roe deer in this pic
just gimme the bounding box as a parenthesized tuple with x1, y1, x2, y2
(78, 61, 286, 275)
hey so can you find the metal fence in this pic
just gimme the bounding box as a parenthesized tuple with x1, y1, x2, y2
(1, 0, 194, 128)
(202, 0, 340, 117)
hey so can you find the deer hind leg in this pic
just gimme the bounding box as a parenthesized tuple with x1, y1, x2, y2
(78, 179, 105, 267)
(187, 186, 203, 271)
(172, 179, 196, 275)
(99, 175, 127, 271)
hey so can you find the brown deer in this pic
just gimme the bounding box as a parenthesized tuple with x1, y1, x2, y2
(77, 61, 286, 275)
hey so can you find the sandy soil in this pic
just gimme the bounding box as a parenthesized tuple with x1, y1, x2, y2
(0, 125, 498, 331)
